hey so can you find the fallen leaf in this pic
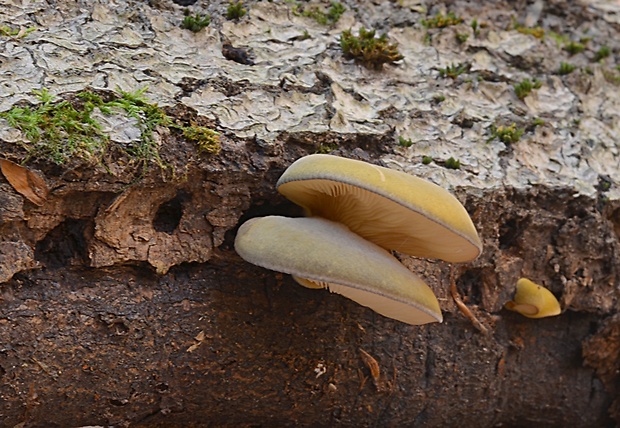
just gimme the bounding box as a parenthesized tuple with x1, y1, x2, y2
(0, 158, 49, 206)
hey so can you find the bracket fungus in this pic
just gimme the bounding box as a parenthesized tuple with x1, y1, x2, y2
(505, 278, 561, 319)
(276, 154, 482, 262)
(235, 154, 482, 325)
(235, 216, 442, 325)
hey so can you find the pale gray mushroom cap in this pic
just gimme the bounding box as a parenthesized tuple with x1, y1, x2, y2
(234, 216, 442, 325)
(276, 154, 482, 263)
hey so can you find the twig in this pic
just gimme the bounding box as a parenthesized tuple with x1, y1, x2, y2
(449, 267, 489, 335)
(359, 348, 380, 386)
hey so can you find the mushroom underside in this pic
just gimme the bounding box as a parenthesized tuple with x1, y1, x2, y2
(276, 155, 481, 262)
(235, 216, 443, 325)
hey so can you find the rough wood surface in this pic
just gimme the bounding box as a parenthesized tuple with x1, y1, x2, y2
(0, 0, 619, 426)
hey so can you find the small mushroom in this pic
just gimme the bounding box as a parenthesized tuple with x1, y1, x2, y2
(505, 278, 561, 319)
(276, 154, 482, 263)
(234, 216, 442, 325)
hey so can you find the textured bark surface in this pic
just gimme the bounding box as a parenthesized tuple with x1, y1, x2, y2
(1, 0, 620, 427)
(0, 144, 618, 427)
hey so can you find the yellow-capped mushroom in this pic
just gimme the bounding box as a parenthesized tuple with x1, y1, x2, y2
(234, 216, 442, 325)
(276, 154, 482, 262)
(505, 278, 561, 319)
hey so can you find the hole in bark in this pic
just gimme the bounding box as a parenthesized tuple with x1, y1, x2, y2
(113, 321, 130, 335)
(110, 398, 128, 406)
(156, 382, 169, 392)
(153, 191, 190, 234)
(457, 269, 483, 305)
(499, 218, 526, 250)
(35, 218, 91, 268)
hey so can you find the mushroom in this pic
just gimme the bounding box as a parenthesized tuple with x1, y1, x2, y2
(505, 278, 561, 319)
(234, 215, 443, 325)
(276, 154, 482, 263)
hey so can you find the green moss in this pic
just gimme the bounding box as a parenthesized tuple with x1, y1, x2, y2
(296, 1, 345, 25)
(433, 94, 446, 103)
(557, 62, 576, 75)
(594, 46, 611, 62)
(532, 117, 545, 127)
(0, 25, 36, 38)
(340, 28, 403, 70)
(316, 143, 338, 154)
(181, 11, 211, 32)
(1, 89, 109, 165)
(226, 1, 247, 20)
(489, 123, 524, 144)
(422, 12, 463, 29)
(422, 155, 433, 165)
(398, 136, 413, 147)
(514, 78, 542, 100)
(0, 88, 219, 171)
(438, 63, 469, 79)
(470, 19, 479, 37)
(444, 157, 460, 169)
(107, 88, 172, 171)
(512, 18, 544, 39)
(564, 41, 585, 55)
(455, 33, 469, 44)
(183, 125, 221, 154)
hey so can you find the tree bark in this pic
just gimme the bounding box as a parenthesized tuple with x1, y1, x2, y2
(1, 0, 619, 426)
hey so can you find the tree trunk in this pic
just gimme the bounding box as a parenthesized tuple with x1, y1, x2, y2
(1, 0, 619, 426)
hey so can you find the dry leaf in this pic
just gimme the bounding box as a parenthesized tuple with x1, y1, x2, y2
(0, 158, 49, 206)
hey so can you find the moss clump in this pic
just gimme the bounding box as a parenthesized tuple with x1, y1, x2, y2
(340, 28, 403, 70)
(296, 1, 345, 26)
(181, 11, 211, 32)
(564, 41, 585, 55)
(514, 78, 542, 100)
(1, 89, 110, 165)
(422, 155, 433, 165)
(594, 46, 611, 62)
(316, 143, 338, 154)
(422, 12, 463, 29)
(0, 25, 36, 38)
(455, 33, 469, 44)
(398, 136, 413, 147)
(512, 18, 544, 39)
(438, 62, 469, 79)
(226, 1, 247, 20)
(444, 157, 460, 170)
(557, 62, 576, 75)
(471, 19, 480, 37)
(489, 123, 524, 144)
(106, 88, 171, 171)
(182, 125, 221, 154)
(0, 88, 219, 170)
